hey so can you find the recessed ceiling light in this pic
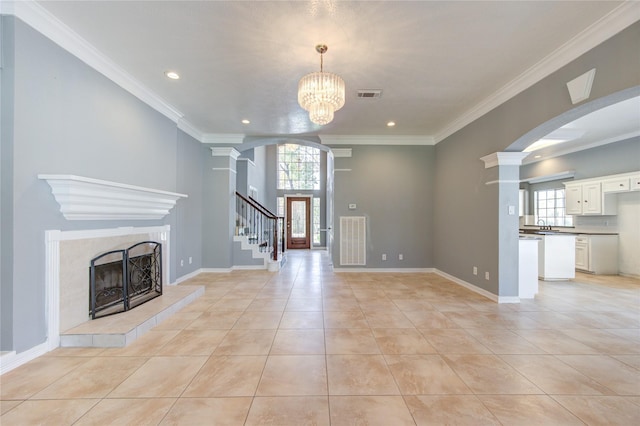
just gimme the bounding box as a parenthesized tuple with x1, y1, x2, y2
(387, 121, 396, 127)
(241, 119, 250, 124)
(165, 71, 180, 80)
(534, 155, 542, 159)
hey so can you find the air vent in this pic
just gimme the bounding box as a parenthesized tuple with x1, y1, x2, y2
(357, 89, 382, 99)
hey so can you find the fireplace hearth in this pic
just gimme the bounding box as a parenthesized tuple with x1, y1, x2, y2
(90, 241, 162, 319)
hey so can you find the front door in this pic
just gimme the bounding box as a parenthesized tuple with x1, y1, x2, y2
(287, 197, 311, 249)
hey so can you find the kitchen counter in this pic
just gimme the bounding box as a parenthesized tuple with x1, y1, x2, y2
(536, 233, 576, 281)
(520, 228, 618, 236)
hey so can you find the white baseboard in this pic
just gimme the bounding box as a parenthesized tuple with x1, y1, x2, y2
(333, 267, 435, 273)
(434, 269, 520, 304)
(0, 342, 48, 375)
(232, 265, 267, 270)
(174, 268, 203, 284)
(200, 267, 233, 273)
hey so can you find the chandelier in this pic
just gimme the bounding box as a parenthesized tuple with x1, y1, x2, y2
(298, 44, 345, 125)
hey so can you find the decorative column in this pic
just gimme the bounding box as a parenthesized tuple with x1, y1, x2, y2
(480, 152, 530, 302)
(203, 147, 240, 270)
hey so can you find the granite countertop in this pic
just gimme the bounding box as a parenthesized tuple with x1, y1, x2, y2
(519, 228, 618, 236)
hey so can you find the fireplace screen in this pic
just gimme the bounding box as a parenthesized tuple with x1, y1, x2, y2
(89, 241, 162, 319)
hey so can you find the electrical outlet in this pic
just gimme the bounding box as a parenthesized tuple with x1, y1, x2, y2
(180, 259, 184, 267)
(189, 257, 193, 264)
(382, 254, 387, 261)
(485, 271, 490, 280)
(399, 254, 403, 260)
(473, 266, 478, 275)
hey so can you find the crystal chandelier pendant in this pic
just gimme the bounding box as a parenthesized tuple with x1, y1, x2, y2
(297, 45, 345, 125)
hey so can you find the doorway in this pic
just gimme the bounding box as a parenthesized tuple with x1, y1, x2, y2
(286, 197, 311, 249)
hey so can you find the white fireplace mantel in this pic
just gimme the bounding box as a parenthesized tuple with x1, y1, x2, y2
(38, 174, 188, 220)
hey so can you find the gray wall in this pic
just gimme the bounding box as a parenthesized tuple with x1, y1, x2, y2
(1, 17, 204, 352)
(329, 145, 435, 269)
(434, 22, 640, 296)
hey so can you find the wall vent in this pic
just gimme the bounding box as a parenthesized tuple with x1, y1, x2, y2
(357, 90, 382, 99)
(340, 216, 366, 266)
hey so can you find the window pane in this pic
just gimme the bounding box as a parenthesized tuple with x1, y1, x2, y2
(534, 188, 573, 227)
(277, 144, 321, 190)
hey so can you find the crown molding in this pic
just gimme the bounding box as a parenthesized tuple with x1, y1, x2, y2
(331, 148, 352, 158)
(433, 2, 640, 143)
(8, 1, 185, 124)
(210, 147, 241, 159)
(480, 152, 530, 169)
(201, 134, 245, 144)
(177, 119, 204, 142)
(321, 135, 435, 146)
(38, 175, 188, 220)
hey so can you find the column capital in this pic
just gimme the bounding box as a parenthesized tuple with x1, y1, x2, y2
(480, 152, 530, 168)
(211, 147, 240, 160)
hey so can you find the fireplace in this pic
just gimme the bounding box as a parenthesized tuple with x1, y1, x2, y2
(90, 241, 162, 319)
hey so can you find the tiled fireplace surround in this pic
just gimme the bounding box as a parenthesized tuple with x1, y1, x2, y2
(45, 225, 203, 349)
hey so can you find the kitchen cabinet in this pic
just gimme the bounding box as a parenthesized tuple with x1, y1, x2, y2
(575, 234, 618, 274)
(538, 234, 576, 281)
(564, 182, 617, 215)
(630, 174, 640, 191)
(519, 237, 539, 298)
(602, 177, 630, 193)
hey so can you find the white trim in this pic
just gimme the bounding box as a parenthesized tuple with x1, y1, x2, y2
(334, 169, 352, 172)
(333, 268, 435, 273)
(498, 296, 522, 304)
(44, 225, 171, 355)
(433, 2, 640, 143)
(480, 152, 530, 169)
(177, 120, 204, 142)
(322, 135, 435, 146)
(331, 148, 353, 158)
(232, 265, 267, 271)
(8, 0, 184, 124)
(434, 269, 500, 303)
(567, 68, 597, 104)
(200, 268, 233, 273)
(211, 167, 237, 174)
(38, 175, 187, 221)
(202, 134, 245, 145)
(210, 147, 241, 159)
(237, 158, 257, 167)
(174, 268, 203, 285)
(0, 343, 48, 375)
(522, 170, 576, 184)
(485, 179, 521, 186)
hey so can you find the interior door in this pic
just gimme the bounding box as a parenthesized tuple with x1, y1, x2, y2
(287, 197, 311, 249)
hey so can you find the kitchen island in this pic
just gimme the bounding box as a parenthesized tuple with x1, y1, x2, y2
(536, 233, 577, 281)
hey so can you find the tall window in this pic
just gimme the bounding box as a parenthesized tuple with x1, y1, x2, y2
(313, 197, 321, 245)
(534, 188, 574, 227)
(277, 144, 320, 190)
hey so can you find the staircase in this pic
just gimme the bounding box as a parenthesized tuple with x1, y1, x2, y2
(234, 192, 285, 271)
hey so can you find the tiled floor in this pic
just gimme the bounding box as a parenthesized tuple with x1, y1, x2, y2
(1, 250, 639, 425)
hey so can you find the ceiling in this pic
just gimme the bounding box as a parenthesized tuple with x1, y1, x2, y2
(27, 1, 638, 147)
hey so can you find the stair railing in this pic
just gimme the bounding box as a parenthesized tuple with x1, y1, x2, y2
(235, 192, 284, 261)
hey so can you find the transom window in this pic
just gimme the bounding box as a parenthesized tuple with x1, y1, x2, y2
(277, 144, 320, 190)
(534, 188, 574, 227)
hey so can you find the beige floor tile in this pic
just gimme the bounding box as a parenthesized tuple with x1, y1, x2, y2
(464, 328, 547, 354)
(182, 355, 266, 397)
(75, 398, 175, 426)
(160, 397, 252, 425)
(404, 395, 501, 426)
(363, 311, 415, 328)
(612, 354, 640, 370)
(256, 355, 327, 396)
(555, 355, 640, 395)
(45, 347, 106, 357)
(559, 328, 640, 354)
(0, 399, 99, 425)
(233, 311, 283, 329)
(385, 354, 470, 395)
(270, 329, 325, 354)
(0, 356, 91, 400)
(443, 354, 541, 394)
(279, 311, 324, 329)
(325, 328, 381, 354)
(158, 329, 228, 356)
(186, 310, 243, 329)
(99, 330, 180, 356)
(404, 310, 459, 328)
(421, 328, 491, 354)
(210, 297, 254, 311)
(324, 311, 368, 328)
(329, 395, 415, 426)
(152, 311, 203, 330)
(391, 299, 434, 312)
(245, 297, 288, 311)
(285, 298, 323, 311)
(32, 356, 148, 399)
(512, 329, 601, 354)
(177, 299, 215, 313)
(322, 297, 361, 311)
(327, 355, 400, 395)
(372, 328, 437, 354)
(479, 395, 585, 425)
(109, 356, 207, 398)
(0, 400, 22, 415)
(500, 354, 614, 395)
(213, 329, 276, 355)
(245, 396, 330, 426)
(553, 395, 640, 426)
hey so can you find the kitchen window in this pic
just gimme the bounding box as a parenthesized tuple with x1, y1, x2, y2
(534, 188, 574, 227)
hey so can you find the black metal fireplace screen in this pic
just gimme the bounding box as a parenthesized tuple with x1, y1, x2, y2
(89, 241, 162, 319)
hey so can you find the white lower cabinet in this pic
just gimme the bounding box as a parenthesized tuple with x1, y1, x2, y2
(574, 235, 618, 274)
